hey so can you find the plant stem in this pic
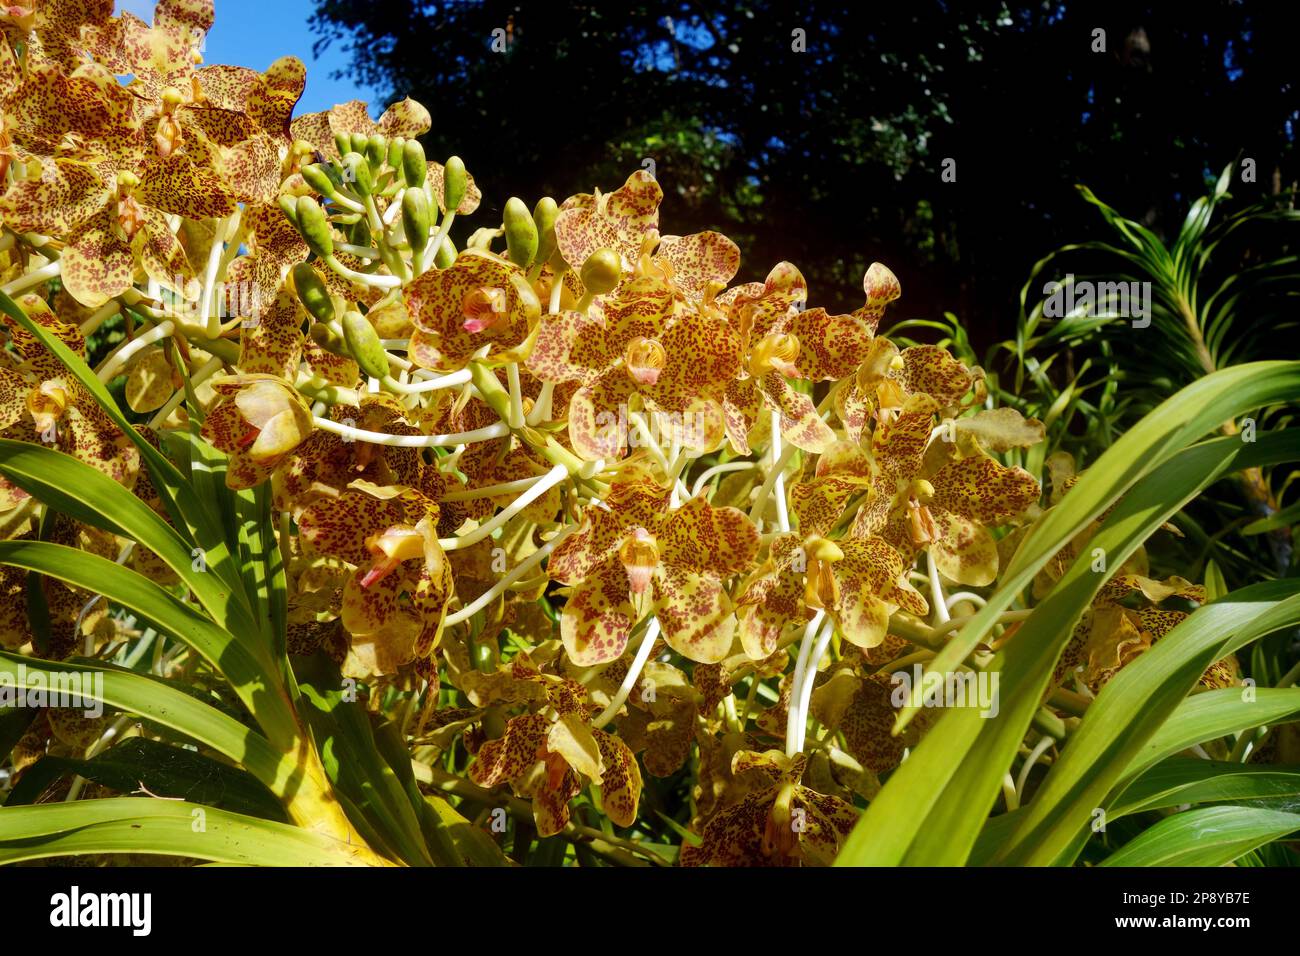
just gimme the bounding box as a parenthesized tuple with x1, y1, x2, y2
(592, 618, 661, 729)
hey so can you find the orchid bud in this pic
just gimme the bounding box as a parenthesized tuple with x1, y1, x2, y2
(387, 136, 406, 169)
(443, 155, 467, 212)
(365, 133, 387, 167)
(291, 263, 335, 324)
(580, 248, 622, 296)
(278, 194, 300, 230)
(341, 311, 390, 380)
(434, 234, 456, 269)
(402, 187, 431, 255)
(402, 139, 427, 188)
(300, 162, 338, 198)
(309, 321, 347, 356)
(349, 132, 369, 155)
(503, 197, 537, 268)
(294, 196, 333, 258)
(342, 152, 372, 197)
(532, 197, 558, 267)
(333, 132, 352, 159)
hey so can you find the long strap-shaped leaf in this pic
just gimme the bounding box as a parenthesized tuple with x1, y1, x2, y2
(0, 288, 250, 617)
(1122, 688, 1300, 783)
(891, 432, 1299, 866)
(0, 650, 293, 795)
(996, 583, 1300, 864)
(0, 439, 262, 642)
(838, 417, 1300, 866)
(0, 539, 299, 746)
(0, 798, 374, 866)
(1098, 806, 1300, 867)
(1107, 758, 1300, 819)
(900, 361, 1300, 735)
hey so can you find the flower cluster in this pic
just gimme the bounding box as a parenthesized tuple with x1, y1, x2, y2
(1, 1, 1216, 866)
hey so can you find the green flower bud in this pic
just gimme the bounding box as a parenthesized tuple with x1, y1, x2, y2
(503, 197, 538, 269)
(387, 136, 406, 169)
(300, 162, 337, 198)
(341, 311, 391, 380)
(278, 194, 300, 230)
(402, 139, 427, 188)
(309, 321, 347, 356)
(294, 196, 334, 258)
(443, 155, 467, 212)
(402, 187, 431, 255)
(342, 152, 373, 197)
(532, 197, 558, 267)
(434, 234, 456, 269)
(365, 133, 387, 168)
(349, 132, 369, 156)
(333, 132, 352, 159)
(291, 263, 335, 324)
(580, 247, 622, 296)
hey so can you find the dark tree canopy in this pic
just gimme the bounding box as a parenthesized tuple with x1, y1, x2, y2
(310, 0, 1297, 343)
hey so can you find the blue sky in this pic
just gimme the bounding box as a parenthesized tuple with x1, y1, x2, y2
(118, 0, 375, 115)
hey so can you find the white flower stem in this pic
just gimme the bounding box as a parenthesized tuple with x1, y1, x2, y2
(792, 615, 836, 755)
(324, 255, 403, 290)
(2, 260, 60, 296)
(928, 551, 951, 625)
(690, 461, 756, 499)
(506, 362, 525, 429)
(443, 527, 574, 626)
(592, 618, 661, 730)
(79, 299, 122, 336)
(381, 368, 471, 394)
(770, 409, 790, 532)
(439, 464, 567, 550)
(441, 474, 548, 502)
(200, 214, 232, 339)
(785, 609, 826, 758)
(945, 591, 987, 612)
(1015, 735, 1056, 798)
(312, 415, 508, 447)
(548, 269, 567, 314)
(526, 380, 555, 425)
(748, 429, 798, 525)
(96, 320, 174, 382)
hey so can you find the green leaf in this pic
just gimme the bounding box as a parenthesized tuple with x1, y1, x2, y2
(423, 795, 512, 867)
(1123, 688, 1300, 783)
(0, 439, 260, 641)
(994, 581, 1300, 865)
(838, 363, 1300, 867)
(1109, 758, 1300, 818)
(5, 737, 286, 820)
(0, 539, 297, 742)
(293, 653, 433, 866)
(0, 650, 294, 798)
(0, 798, 373, 866)
(0, 289, 249, 616)
(1243, 498, 1300, 535)
(1098, 806, 1300, 867)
